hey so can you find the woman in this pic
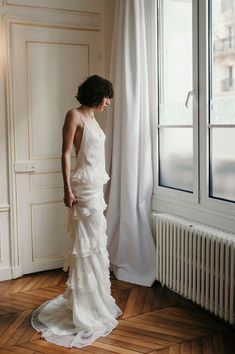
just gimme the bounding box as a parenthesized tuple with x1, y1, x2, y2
(31, 75, 122, 348)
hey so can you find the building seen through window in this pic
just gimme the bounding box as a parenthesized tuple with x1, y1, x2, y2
(211, 0, 235, 202)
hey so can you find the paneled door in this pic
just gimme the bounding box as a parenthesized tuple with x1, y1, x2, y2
(10, 23, 102, 274)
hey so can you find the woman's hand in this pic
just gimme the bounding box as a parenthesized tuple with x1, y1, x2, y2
(63, 189, 76, 208)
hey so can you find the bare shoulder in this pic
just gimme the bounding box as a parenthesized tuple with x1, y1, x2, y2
(63, 108, 83, 128)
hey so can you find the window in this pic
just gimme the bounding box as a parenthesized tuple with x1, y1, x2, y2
(210, 0, 235, 203)
(157, 0, 195, 194)
(154, 0, 235, 229)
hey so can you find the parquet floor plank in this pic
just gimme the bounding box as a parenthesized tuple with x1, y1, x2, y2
(191, 338, 203, 354)
(133, 287, 148, 316)
(143, 287, 156, 312)
(46, 272, 67, 287)
(0, 269, 234, 354)
(124, 316, 204, 339)
(0, 277, 32, 295)
(6, 345, 34, 353)
(90, 341, 141, 354)
(0, 309, 16, 316)
(26, 273, 57, 291)
(114, 288, 131, 316)
(13, 276, 44, 294)
(24, 289, 60, 300)
(20, 274, 51, 293)
(180, 341, 192, 354)
(0, 313, 19, 336)
(0, 295, 37, 310)
(82, 346, 124, 354)
(0, 349, 16, 354)
(156, 348, 169, 354)
(43, 286, 64, 294)
(109, 279, 136, 290)
(152, 286, 164, 310)
(159, 306, 225, 331)
(4, 314, 31, 347)
(0, 310, 31, 348)
(168, 344, 180, 354)
(150, 308, 222, 332)
(16, 323, 39, 345)
(109, 329, 165, 349)
(97, 336, 150, 353)
(161, 289, 184, 309)
(118, 322, 188, 345)
(6, 293, 42, 307)
(82, 344, 126, 354)
(37, 271, 62, 289)
(136, 313, 212, 336)
(0, 301, 27, 312)
(212, 333, 226, 354)
(222, 333, 235, 354)
(202, 335, 214, 354)
(122, 287, 140, 319)
(19, 340, 87, 354)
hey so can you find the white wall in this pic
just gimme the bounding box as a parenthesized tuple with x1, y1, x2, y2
(0, 0, 116, 281)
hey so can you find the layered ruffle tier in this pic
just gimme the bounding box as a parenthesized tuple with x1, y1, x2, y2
(71, 168, 110, 186)
(31, 183, 122, 348)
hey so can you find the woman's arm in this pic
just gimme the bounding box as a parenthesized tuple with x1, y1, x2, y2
(61, 109, 78, 208)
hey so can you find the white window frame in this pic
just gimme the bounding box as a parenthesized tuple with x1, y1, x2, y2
(154, 0, 199, 204)
(152, 0, 235, 233)
(199, 0, 235, 217)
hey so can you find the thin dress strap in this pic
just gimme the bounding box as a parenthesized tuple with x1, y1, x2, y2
(74, 110, 85, 157)
(78, 110, 86, 128)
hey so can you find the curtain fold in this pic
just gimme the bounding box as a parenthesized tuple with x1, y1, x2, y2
(105, 0, 156, 287)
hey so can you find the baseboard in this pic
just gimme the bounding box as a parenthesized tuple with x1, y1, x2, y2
(11, 265, 23, 279)
(0, 267, 12, 281)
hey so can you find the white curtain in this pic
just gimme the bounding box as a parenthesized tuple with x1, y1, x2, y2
(105, 0, 157, 287)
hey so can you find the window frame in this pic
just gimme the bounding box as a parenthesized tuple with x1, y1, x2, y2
(154, 0, 199, 205)
(200, 0, 235, 216)
(153, 0, 235, 230)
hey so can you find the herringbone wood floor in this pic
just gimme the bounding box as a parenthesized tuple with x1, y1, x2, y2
(0, 270, 234, 354)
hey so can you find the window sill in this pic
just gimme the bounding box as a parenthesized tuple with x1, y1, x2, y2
(152, 192, 235, 234)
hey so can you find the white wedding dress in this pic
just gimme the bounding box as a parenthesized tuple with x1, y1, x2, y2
(31, 112, 122, 348)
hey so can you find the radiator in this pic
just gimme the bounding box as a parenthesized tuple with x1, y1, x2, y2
(154, 213, 235, 324)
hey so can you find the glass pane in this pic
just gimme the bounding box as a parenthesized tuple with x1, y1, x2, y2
(159, 128, 193, 192)
(159, 0, 193, 125)
(210, 127, 235, 202)
(211, 0, 235, 124)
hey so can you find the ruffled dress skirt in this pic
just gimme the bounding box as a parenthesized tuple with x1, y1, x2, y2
(31, 178, 122, 348)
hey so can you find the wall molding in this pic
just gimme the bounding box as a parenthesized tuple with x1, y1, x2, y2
(11, 265, 22, 278)
(4, 0, 101, 16)
(1, 4, 101, 31)
(3, 17, 101, 32)
(30, 200, 64, 263)
(0, 203, 10, 212)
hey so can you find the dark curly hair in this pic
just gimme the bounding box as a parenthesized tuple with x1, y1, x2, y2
(75, 75, 114, 107)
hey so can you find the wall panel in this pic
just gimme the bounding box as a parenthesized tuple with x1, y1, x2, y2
(27, 41, 89, 159)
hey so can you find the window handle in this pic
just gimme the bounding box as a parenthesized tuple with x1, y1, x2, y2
(185, 90, 194, 108)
